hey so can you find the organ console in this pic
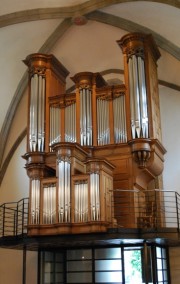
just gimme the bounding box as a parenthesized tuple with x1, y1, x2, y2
(23, 32, 166, 236)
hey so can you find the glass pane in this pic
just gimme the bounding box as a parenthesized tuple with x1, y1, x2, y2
(55, 262, 63, 272)
(45, 252, 54, 261)
(124, 250, 143, 284)
(67, 272, 92, 283)
(163, 269, 168, 281)
(156, 247, 161, 258)
(95, 248, 121, 259)
(163, 259, 167, 270)
(44, 262, 53, 273)
(157, 258, 162, 270)
(157, 270, 163, 282)
(162, 248, 166, 259)
(55, 253, 64, 261)
(67, 260, 92, 271)
(67, 249, 92, 260)
(95, 260, 121, 271)
(44, 272, 53, 284)
(55, 272, 63, 283)
(95, 271, 122, 283)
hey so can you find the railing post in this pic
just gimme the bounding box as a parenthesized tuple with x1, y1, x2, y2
(155, 190, 158, 229)
(16, 202, 19, 236)
(175, 192, 180, 232)
(22, 199, 25, 235)
(22, 246, 27, 284)
(14, 209, 16, 236)
(2, 205, 5, 237)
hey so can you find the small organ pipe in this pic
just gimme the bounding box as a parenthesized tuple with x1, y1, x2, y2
(89, 91, 92, 145)
(57, 158, 71, 223)
(43, 184, 56, 224)
(82, 89, 87, 145)
(122, 96, 127, 141)
(65, 103, 76, 142)
(74, 181, 88, 222)
(90, 173, 100, 221)
(97, 99, 100, 144)
(41, 77, 45, 151)
(80, 89, 83, 145)
(38, 75, 42, 151)
(65, 161, 68, 222)
(31, 179, 40, 224)
(50, 106, 61, 147)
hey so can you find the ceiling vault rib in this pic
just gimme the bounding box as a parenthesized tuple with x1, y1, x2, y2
(87, 11, 180, 61)
(0, 128, 27, 185)
(0, 0, 179, 28)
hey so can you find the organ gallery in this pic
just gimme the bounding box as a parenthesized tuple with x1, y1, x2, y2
(23, 32, 166, 236)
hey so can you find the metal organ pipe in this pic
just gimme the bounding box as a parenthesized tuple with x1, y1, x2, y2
(43, 184, 56, 224)
(97, 99, 110, 145)
(65, 103, 76, 142)
(90, 173, 100, 221)
(31, 179, 40, 224)
(74, 181, 88, 222)
(49, 106, 61, 149)
(80, 88, 92, 146)
(113, 96, 127, 143)
(138, 57, 148, 138)
(57, 157, 71, 223)
(29, 74, 45, 152)
(128, 55, 148, 138)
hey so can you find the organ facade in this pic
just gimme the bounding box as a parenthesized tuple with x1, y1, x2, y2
(23, 32, 166, 236)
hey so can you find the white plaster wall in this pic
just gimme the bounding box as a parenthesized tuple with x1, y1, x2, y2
(159, 87, 180, 193)
(0, 138, 28, 203)
(0, 249, 38, 284)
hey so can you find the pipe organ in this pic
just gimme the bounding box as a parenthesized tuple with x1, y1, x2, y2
(23, 33, 166, 236)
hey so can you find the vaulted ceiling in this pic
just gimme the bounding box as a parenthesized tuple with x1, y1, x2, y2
(0, 0, 179, 183)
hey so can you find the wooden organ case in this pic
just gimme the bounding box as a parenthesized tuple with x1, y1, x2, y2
(23, 33, 166, 236)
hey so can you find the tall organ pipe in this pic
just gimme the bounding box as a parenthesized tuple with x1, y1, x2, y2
(97, 99, 110, 145)
(113, 96, 127, 143)
(128, 55, 148, 138)
(80, 88, 92, 146)
(138, 57, 148, 137)
(29, 74, 45, 152)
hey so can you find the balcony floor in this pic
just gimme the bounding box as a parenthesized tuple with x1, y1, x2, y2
(0, 227, 180, 251)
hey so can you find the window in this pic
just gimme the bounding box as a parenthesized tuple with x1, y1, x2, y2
(39, 245, 169, 284)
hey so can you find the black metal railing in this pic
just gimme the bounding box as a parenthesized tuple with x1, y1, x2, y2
(0, 190, 180, 239)
(112, 189, 180, 232)
(0, 198, 29, 237)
